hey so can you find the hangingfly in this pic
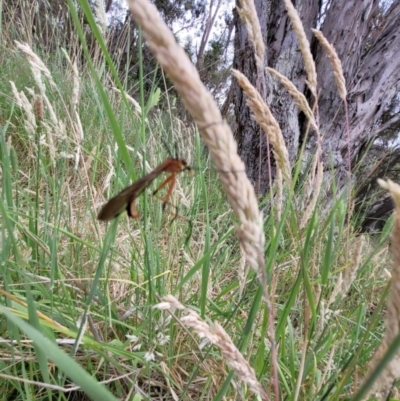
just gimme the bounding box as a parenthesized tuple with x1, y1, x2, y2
(97, 158, 193, 221)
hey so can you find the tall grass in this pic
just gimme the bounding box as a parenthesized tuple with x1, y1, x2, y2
(0, 0, 397, 400)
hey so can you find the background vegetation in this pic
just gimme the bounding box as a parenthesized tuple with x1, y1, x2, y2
(0, 0, 399, 400)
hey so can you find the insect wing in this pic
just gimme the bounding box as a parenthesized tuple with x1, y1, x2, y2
(98, 186, 134, 221)
(97, 165, 168, 221)
(97, 159, 189, 222)
(98, 176, 151, 220)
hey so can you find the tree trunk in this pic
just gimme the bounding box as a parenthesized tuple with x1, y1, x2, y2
(233, 0, 319, 195)
(232, 0, 400, 203)
(233, 0, 269, 195)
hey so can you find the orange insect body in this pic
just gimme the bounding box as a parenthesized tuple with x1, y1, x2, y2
(97, 158, 191, 221)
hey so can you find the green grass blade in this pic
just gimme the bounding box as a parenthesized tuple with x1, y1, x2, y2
(0, 306, 119, 401)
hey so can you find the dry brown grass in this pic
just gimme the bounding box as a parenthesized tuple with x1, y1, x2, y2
(284, 0, 317, 96)
(3, 0, 393, 399)
(300, 159, 324, 229)
(156, 295, 269, 400)
(231, 69, 291, 184)
(312, 29, 347, 101)
(126, 0, 265, 279)
(267, 67, 318, 132)
(328, 235, 365, 307)
(236, 0, 265, 71)
(126, 0, 282, 396)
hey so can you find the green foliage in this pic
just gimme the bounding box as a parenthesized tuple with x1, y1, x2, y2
(0, 0, 395, 400)
(154, 0, 206, 25)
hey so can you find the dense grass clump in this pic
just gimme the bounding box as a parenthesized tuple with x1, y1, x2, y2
(0, 0, 397, 400)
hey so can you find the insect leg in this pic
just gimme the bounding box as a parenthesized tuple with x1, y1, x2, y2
(152, 193, 192, 244)
(169, 203, 179, 224)
(163, 174, 177, 208)
(153, 173, 177, 210)
(153, 193, 180, 221)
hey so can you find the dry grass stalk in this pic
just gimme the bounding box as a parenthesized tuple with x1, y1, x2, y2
(135, 150, 152, 175)
(301, 155, 318, 209)
(328, 235, 364, 306)
(156, 295, 269, 400)
(283, 0, 317, 96)
(10, 81, 37, 137)
(275, 168, 283, 221)
(126, 0, 264, 280)
(236, 0, 265, 71)
(312, 29, 347, 100)
(15, 41, 68, 165)
(74, 115, 84, 144)
(160, 361, 180, 401)
(300, 159, 324, 229)
(69, 59, 84, 167)
(238, 244, 248, 297)
(71, 60, 80, 110)
(363, 179, 400, 399)
(15, 40, 65, 140)
(267, 67, 318, 132)
(300, 108, 323, 228)
(101, 145, 115, 194)
(61, 48, 81, 110)
(327, 273, 343, 308)
(342, 235, 364, 292)
(31, 92, 56, 164)
(33, 96, 43, 123)
(127, 0, 279, 395)
(317, 346, 336, 393)
(14, 41, 56, 88)
(42, 95, 63, 135)
(317, 301, 328, 335)
(73, 123, 85, 171)
(95, 0, 107, 35)
(231, 69, 291, 183)
(111, 87, 143, 115)
(84, 146, 96, 173)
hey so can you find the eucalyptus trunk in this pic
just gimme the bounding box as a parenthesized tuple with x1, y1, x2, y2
(232, 0, 400, 220)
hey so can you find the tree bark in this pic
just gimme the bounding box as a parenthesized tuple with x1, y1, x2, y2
(233, 0, 319, 195)
(233, 0, 269, 195)
(232, 0, 400, 201)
